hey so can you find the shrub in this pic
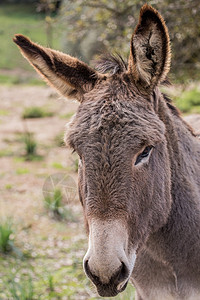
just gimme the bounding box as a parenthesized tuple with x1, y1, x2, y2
(0, 219, 14, 253)
(7, 276, 34, 300)
(54, 132, 65, 147)
(44, 188, 75, 221)
(44, 188, 65, 220)
(23, 132, 37, 159)
(22, 107, 54, 119)
(47, 274, 54, 292)
(175, 88, 200, 113)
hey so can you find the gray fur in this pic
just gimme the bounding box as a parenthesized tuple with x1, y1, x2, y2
(14, 4, 200, 299)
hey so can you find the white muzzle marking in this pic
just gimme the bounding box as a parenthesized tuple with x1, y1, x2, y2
(83, 219, 137, 285)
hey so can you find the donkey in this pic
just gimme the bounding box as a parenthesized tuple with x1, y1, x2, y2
(13, 4, 200, 300)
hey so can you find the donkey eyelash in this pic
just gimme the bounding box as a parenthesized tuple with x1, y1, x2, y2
(134, 146, 154, 166)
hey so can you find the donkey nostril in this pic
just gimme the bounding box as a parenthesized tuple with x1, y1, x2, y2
(84, 259, 90, 276)
(84, 259, 100, 283)
(84, 259, 129, 288)
(117, 262, 129, 283)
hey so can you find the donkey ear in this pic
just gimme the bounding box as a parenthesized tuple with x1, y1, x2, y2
(13, 34, 99, 101)
(128, 4, 171, 92)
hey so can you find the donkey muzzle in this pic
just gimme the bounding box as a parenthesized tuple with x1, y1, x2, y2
(83, 219, 137, 296)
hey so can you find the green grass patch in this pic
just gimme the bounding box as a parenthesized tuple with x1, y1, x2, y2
(0, 4, 62, 71)
(0, 109, 9, 116)
(13, 156, 26, 163)
(54, 132, 65, 147)
(51, 162, 64, 169)
(0, 231, 136, 299)
(16, 168, 29, 175)
(22, 107, 54, 119)
(59, 112, 75, 119)
(6, 275, 35, 300)
(27, 78, 45, 86)
(0, 74, 21, 85)
(0, 219, 14, 254)
(23, 132, 37, 158)
(44, 188, 76, 222)
(0, 148, 13, 157)
(175, 88, 200, 113)
(44, 188, 66, 220)
(0, 74, 45, 86)
(5, 184, 12, 190)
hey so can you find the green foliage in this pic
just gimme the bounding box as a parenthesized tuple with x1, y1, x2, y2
(74, 158, 79, 173)
(22, 107, 54, 119)
(54, 132, 65, 147)
(0, 219, 14, 254)
(60, 0, 200, 80)
(16, 168, 30, 175)
(0, 109, 9, 116)
(0, 227, 136, 299)
(23, 132, 37, 158)
(59, 112, 75, 119)
(51, 162, 63, 169)
(7, 275, 34, 300)
(175, 88, 200, 113)
(0, 3, 61, 71)
(47, 274, 54, 292)
(5, 184, 13, 190)
(0, 74, 45, 86)
(44, 188, 76, 221)
(44, 188, 64, 219)
(0, 148, 13, 157)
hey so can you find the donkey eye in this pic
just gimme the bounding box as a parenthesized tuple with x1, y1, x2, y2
(135, 146, 153, 166)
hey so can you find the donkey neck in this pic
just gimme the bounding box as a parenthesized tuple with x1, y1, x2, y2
(146, 91, 200, 274)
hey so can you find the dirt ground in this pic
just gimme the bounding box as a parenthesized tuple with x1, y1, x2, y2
(0, 86, 94, 300)
(0, 85, 199, 300)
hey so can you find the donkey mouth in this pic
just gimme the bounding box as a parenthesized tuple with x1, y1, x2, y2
(96, 280, 128, 297)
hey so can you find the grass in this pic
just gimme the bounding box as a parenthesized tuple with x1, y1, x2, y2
(6, 275, 34, 300)
(0, 219, 14, 254)
(0, 148, 13, 157)
(0, 74, 45, 86)
(175, 88, 200, 114)
(54, 132, 65, 147)
(22, 106, 54, 119)
(24, 132, 37, 157)
(44, 188, 66, 220)
(59, 112, 75, 119)
(0, 109, 9, 116)
(47, 274, 54, 292)
(5, 184, 13, 190)
(44, 188, 76, 222)
(0, 4, 62, 71)
(0, 220, 136, 299)
(51, 162, 65, 169)
(16, 168, 29, 175)
(21, 131, 41, 161)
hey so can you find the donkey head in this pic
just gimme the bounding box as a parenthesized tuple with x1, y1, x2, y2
(14, 4, 172, 297)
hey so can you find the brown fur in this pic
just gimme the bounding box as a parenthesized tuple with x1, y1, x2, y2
(13, 34, 100, 101)
(14, 4, 200, 300)
(128, 4, 171, 93)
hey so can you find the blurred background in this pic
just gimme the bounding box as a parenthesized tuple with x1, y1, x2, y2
(0, 0, 200, 299)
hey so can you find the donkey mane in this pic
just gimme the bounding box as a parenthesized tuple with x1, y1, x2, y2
(95, 53, 127, 75)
